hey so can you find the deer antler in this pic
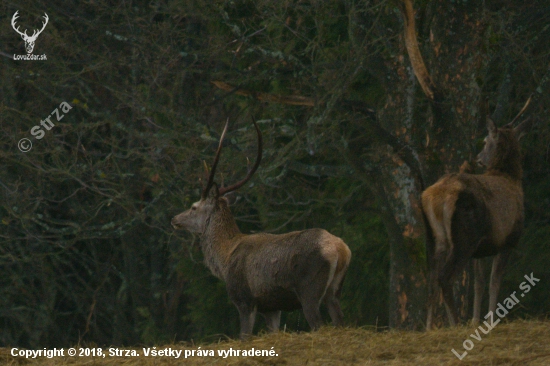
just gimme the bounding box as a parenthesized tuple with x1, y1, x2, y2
(201, 117, 263, 198)
(202, 119, 230, 199)
(506, 94, 532, 128)
(218, 117, 262, 196)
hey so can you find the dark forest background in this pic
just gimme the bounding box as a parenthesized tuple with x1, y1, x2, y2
(0, 0, 549, 348)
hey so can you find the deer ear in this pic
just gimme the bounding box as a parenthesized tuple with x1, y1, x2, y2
(223, 192, 238, 206)
(487, 117, 498, 136)
(514, 117, 532, 141)
(208, 183, 219, 199)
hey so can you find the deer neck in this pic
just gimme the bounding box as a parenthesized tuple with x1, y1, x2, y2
(486, 149, 523, 182)
(200, 204, 241, 280)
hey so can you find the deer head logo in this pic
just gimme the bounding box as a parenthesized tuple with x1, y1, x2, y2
(11, 11, 49, 54)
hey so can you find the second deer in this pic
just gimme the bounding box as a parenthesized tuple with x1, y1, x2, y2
(422, 111, 530, 329)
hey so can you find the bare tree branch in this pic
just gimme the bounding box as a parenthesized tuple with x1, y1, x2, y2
(400, 0, 438, 101)
(211, 81, 315, 106)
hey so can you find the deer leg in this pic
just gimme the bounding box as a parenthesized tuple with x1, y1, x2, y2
(432, 251, 458, 327)
(297, 257, 334, 331)
(426, 269, 439, 330)
(438, 248, 473, 327)
(489, 249, 511, 313)
(428, 241, 454, 327)
(297, 279, 327, 330)
(236, 304, 257, 340)
(440, 281, 458, 326)
(426, 303, 434, 330)
(472, 258, 486, 325)
(299, 286, 324, 330)
(261, 311, 281, 333)
(324, 267, 346, 327)
(301, 301, 323, 331)
(426, 252, 441, 330)
(324, 290, 344, 327)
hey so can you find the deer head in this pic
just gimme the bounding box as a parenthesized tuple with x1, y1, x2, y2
(12, 11, 49, 54)
(171, 118, 262, 233)
(477, 95, 532, 170)
(476, 116, 531, 179)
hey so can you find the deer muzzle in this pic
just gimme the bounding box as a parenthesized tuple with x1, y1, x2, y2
(171, 216, 183, 230)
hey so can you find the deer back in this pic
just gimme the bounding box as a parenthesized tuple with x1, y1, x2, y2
(422, 117, 528, 253)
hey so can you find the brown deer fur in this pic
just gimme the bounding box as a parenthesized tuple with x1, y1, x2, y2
(171, 119, 351, 338)
(422, 117, 529, 329)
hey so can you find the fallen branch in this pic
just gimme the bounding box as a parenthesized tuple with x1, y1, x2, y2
(211, 81, 316, 106)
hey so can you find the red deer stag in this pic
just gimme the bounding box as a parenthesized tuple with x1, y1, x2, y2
(171, 118, 351, 339)
(422, 110, 530, 329)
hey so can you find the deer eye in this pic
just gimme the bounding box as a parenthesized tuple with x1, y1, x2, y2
(191, 206, 197, 211)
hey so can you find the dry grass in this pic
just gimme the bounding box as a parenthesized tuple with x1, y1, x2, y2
(1, 319, 549, 365)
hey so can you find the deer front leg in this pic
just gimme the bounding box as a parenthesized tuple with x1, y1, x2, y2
(489, 249, 511, 313)
(472, 258, 486, 325)
(236, 303, 257, 340)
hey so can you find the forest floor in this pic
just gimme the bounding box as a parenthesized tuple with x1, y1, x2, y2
(1, 319, 549, 365)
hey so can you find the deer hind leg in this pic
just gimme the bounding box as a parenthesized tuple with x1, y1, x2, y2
(425, 230, 439, 330)
(446, 191, 490, 326)
(424, 216, 437, 331)
(261, 311, 281, 333)
(426, 264, 439, 330)
(324, 288, 344, 327)
(435, 245, 459, 327)
(300, 299, 324, 331)
(324, 265, 347, 327)
(298, 280, 326, 331)
(438, 240, 479, 327)
(489, 249, 511, 313)
(297, 262, 333, 331)
(427, 230, 459, 328)
(472, 258, 486, 325)
(440, 254, 477, 326)
(439, 236, 487, 327)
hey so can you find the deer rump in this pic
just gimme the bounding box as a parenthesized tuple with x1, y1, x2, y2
(423, 172, 523, 262)
(225, 228, 347, 313)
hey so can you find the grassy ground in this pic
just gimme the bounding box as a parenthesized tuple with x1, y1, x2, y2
(1, 319, 549, 365)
